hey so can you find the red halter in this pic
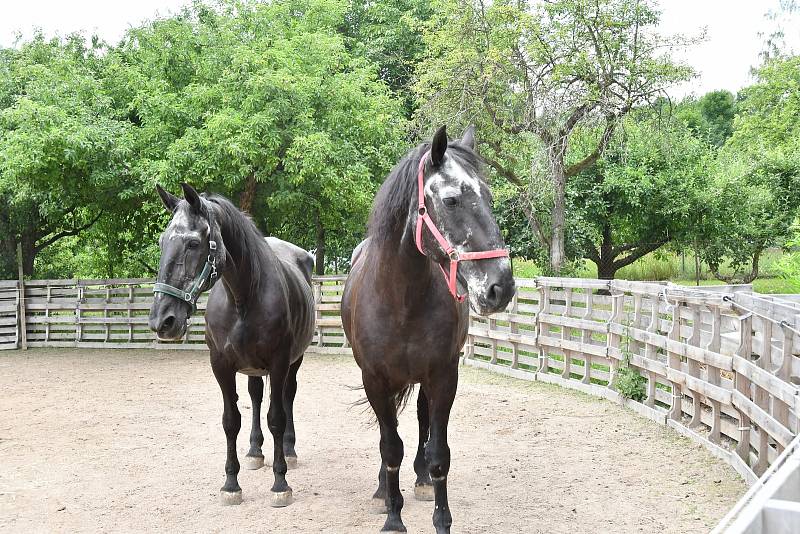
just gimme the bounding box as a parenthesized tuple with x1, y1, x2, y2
(415, 150, 510, 302)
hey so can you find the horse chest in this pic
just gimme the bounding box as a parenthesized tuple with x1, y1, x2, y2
(237, 367, 268, 377)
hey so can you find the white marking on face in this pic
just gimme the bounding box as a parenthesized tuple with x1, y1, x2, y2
(166, 207, 202, 240)
(423, 155, 482, 201)
(466, 271, 489, 312)
(168, 209, 190, 229)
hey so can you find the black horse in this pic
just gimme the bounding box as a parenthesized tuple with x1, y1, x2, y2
(341, 126, 515, 533)
(149, 184, 315, 507)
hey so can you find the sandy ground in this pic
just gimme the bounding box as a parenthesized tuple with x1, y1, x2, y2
(0, 349, 745, 534)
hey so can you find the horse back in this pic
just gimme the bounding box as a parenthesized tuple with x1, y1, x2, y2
(265, 237, 316, 360)
(265, 237, 314, 285)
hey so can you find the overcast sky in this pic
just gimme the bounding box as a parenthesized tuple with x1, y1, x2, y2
(1, 0, 798, 98)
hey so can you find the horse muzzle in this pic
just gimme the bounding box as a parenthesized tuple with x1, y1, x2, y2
(149, 307, 189, 340)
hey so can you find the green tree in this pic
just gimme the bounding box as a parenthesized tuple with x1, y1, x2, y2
(0, 34, 134, 277)
(569, 112, 709, 280)
(415, 0, 694, 273)
(678, 90, 737, 148)
(342, 0, 432, 118)
(697, 56, 800, 283)
(105, 0, 406, 274)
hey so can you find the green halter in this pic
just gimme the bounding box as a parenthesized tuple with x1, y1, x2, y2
(153, 240, 219, 312)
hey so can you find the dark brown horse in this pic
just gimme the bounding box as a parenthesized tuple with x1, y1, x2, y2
(341, 126, 515, 533)
(148, 184, 315, 508)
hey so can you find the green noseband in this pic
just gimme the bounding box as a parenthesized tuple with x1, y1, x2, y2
(153, 240, 219, 312)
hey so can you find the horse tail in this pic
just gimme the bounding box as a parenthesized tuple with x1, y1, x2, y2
(348, 383, 417, 425)
(392, 384, 416, 416)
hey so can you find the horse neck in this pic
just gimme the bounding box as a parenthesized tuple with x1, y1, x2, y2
(216, 209, 278, 308)
(372, 227, 435, 306)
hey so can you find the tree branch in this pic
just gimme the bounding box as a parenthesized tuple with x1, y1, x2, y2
(612, 238, 669, 270)
(483, 155, 523, 187)
(520, 200, 550, 252)
(584, 242, 601, 264)
(564, 111, 625, 177)
(35, 211, 104, 252)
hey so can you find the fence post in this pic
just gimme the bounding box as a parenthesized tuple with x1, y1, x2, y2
(16, 243, 27, 350)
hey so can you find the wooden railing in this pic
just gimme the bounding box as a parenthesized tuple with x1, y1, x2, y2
(464, 277, 800, 486)
(0, 276, 349, 351)
(3, 275, 800, 488)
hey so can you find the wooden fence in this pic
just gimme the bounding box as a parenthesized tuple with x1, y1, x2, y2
(0, 280, 19, 350)
(3, 275, 800, 488)
(0, 276, 349, 351)
(464, 277, 800, 486)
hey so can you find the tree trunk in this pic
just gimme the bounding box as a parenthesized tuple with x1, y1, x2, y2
(596, 224, 617, 280)
(548, 149, 567, 273)
(314, 212, 325, 276)
(694, 243, 701, 286)
(239, 171, 258, 213)
(20, 233, 36, 277)
(0, 235, 17, 279)
(711, 249, 761, 284)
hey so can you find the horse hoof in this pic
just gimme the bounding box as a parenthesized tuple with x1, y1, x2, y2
(414, 483, 435, 501)
(270, 490, 294, 507)
(242, 455, 265, 470)
(371, 497, 388, 514)
(220, 490, 243, 506)
(285, 455, 298, 470)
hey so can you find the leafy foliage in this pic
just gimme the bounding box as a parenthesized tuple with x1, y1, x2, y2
(568, 110, 710, 279)
(695, 56, 800, 283)
(0, 34, 135, 277)
(1, 0, 407, 277)
(415, 0, 694, 272)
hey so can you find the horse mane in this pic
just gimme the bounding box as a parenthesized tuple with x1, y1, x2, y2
(367, 141, 484, 246)
(204, 193, 269, 295)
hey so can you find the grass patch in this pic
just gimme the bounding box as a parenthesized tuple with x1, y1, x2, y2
(513, 249, 798, 294)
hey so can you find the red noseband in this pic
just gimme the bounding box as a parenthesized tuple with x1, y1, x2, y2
(415, 150, 510, 302)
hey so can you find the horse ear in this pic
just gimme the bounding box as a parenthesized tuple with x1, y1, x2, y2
(431, 125, 448, 167)
(461, 125, 476, 151)
(156, 184, 179, 213)
(181, 183, 202, 213)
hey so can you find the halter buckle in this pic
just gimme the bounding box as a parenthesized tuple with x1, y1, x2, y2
(449, 250, 459, 262)
(418, 207, 426, 216)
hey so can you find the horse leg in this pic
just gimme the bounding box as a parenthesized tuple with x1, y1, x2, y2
(413, 387, 434, 501)
(267, 361, 293, 507)
(212, 363, 243, 505)
(371, 462, 388, 514)
(365, 381, 406, 533)
(243, 376, 266, 470)
(426, 367, 458, 534)
(282, 355, 302, 469)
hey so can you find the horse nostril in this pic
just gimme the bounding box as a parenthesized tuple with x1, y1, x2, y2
(486, 283, 503, 306)
(160, 315, 176, 333)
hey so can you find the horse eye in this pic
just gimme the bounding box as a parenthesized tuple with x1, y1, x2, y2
(187, 240, 200, 249)
(443, 197, 458, 208)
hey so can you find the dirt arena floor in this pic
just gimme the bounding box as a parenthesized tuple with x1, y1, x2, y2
(0, 349, 746, 533)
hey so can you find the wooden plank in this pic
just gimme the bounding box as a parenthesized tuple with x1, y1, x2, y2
(609, 323, 734, 371)
(732, 390, 794, 448)
(733, 357, 800, 414)
(664, 367, 732, 405)
(17, 245, 26, 350)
